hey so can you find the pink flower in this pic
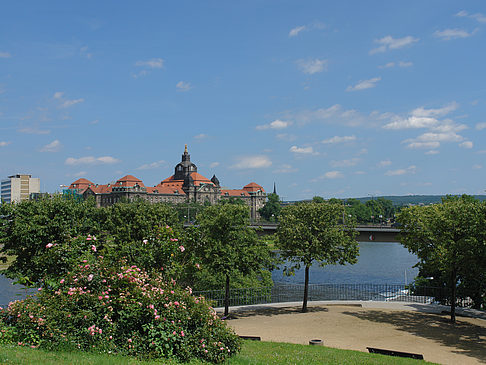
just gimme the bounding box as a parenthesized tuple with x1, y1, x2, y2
(181, 331, 185, 337)
(143, 239, 148, 245)
(46, 243, 53, 248)
(170, 238, 178, 242)
(87, 274, 94, 282)
(128, 338, 132, 343)
(60, 279, 65, 284)
(91, 245, 96, 252)
(179, 245, 185, 252)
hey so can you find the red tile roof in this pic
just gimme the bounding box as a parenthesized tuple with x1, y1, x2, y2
(243, 182, 265, 192)
(69, 178, 95, 190)
(87, 184, 112, 194)
(115, 175, 145, 187)
(221, 189, 250, 197)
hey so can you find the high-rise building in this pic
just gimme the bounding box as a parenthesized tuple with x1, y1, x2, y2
(1, 174, 41, 203)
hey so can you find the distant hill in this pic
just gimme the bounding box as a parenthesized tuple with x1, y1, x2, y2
(284, 195, 486, 206)
(354, 195, 486, 206)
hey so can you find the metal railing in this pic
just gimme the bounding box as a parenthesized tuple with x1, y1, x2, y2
(194, 282, 472, 308)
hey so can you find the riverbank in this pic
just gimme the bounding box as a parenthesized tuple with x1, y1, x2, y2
(223, 301, 486, 365)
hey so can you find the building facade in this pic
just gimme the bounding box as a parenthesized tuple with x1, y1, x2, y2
(68, 146, 266, 220)
(1, 174, 41, 204)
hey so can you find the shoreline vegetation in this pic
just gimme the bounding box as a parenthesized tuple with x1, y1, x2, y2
(0, 340, 438, 364)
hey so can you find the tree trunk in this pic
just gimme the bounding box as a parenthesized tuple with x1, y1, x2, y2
(450, 269, 457, 323)
(302, 265, 309, 313)
(224, 274, 230, 317)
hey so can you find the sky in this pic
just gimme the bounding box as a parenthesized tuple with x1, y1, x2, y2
(1, 1, 486, 201)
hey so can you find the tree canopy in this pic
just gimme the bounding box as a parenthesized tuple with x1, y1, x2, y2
(398, 195, 486, 321)
(195, 203, 272, 316)
(258, 193, 281, 222)
(276, 202, 359, 312)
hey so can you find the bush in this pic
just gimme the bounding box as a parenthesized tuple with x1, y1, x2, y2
(0, 255, 241, 363)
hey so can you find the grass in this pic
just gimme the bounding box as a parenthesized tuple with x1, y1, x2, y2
(0, 341, 437, 365)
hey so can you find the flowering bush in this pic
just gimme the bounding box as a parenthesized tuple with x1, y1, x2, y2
(0, 255, 240, 363)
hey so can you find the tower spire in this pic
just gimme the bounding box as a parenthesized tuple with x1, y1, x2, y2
(184, 144, 188, 154)
(273, 182, 277, 195)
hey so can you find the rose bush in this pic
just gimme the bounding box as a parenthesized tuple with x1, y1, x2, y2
(0, 250, 240, 363)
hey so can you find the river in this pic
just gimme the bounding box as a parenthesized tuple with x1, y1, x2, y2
(1, 241, 418, 307)
(272, 241, 419, 285)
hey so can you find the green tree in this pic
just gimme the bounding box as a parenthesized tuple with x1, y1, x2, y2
(276, 202, 359, 312)
(0, 195, 102, 284)
(398, 196, 486, 322)
(258, 193, 281, 222)
(312, 196, 325, 203)
(195, 204, 272, 316)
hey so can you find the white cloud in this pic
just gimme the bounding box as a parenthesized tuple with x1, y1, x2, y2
(273, 164, 298, 173)
(322, 135, 356, 144)
(194, 133, 208, 139)
(456, 10, 486, 23)
(18, 127, 50, 135)
(406, 141, 441, 149)
(0, 141, 11, 147)
(346, 77, 381, 92)
(383, 102, 458, 130)
(434, 28, 477, 40)
(385, 165, 416, 176)
(324, 171, 343, 179)
(399, 61, 413, 67)
(473, 164, 482, 169)
(296, 58, 328, 74)
(377, 160, 392, 167)
(289, 25, 307, 37)
(256, 119, 291, 130)
(65, 156, 121, 165)
(459, 141, 473, 149)
(425, 150, 439, 155)
(231, 155, 272, 169)
(330, 158, 359, 167)
(0, 52, 11, 58)
(209, 162, 220, 168)
(289, 146, 317, 154)
(475, 122, 486, 130)
(136, 160, 166, 170)
(176, 81, 192, 92)
(53, 91, 84, 108)
(60, 98, 84, 108)
(370, 35, 419, 54)
(40, 139, 62, 152)
(90, 119, 99, 125)
(379, 61, 413, 69)
(135, 58, 164, 68)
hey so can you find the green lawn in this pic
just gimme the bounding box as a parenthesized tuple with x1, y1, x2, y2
(0, 341, 436, 364)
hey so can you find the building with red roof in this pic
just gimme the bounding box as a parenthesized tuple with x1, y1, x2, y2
(68, 145, 266, 219)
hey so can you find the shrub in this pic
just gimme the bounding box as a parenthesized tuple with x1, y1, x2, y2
(0, 255, 241, 363)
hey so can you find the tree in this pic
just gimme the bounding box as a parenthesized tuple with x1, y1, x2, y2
(276, 202, 359, 312)
(398, 196, 486, 322)
(0, 195, 102, 284)
(195, 204, 272, 316)
(258, 193, 281, 222)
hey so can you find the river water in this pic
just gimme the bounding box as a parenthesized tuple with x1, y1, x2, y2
(272, 241, 419, 285)
(1, 241, 418, 307)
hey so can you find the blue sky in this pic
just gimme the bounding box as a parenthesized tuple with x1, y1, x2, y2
(1, 1, 486, 200)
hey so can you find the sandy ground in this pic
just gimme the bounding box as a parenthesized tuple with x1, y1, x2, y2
(221, 301, 486, 365)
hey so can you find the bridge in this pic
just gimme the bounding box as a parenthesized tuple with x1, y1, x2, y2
(250, 223, 401, 243)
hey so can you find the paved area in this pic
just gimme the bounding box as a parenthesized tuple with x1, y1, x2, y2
(218, 301, 486, 365)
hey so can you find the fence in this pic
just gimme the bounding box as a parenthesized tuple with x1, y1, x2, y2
(194, 282, 472, 308)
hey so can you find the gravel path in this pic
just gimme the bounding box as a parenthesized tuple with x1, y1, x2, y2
(220, 301, 486, 365)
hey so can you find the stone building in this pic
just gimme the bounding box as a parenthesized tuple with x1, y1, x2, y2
(68, 146, 266, 220)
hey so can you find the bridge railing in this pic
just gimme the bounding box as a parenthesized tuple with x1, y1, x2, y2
(194, 283, 472, 308)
